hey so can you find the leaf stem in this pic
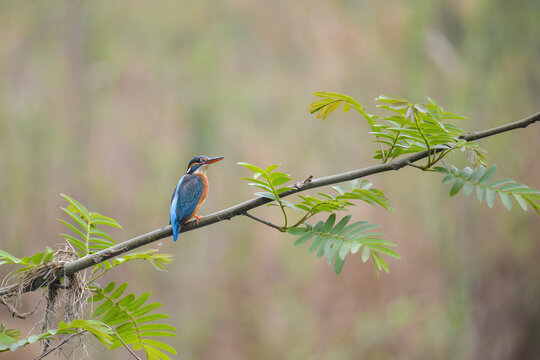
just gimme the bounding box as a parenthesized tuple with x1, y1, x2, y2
(114, 328, 142, 360)
(412, 108, 432, 166)
(243, 212, 284, 232)
(97, 291, 142, 353)
(262, 172, 288, 227)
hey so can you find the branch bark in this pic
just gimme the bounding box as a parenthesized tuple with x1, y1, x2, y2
(1, 111, 538, 297)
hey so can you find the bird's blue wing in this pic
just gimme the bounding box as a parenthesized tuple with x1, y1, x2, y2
(176, 174, 204, 224)
(170, 178, 183, 241)
(170, 174, 204, 241)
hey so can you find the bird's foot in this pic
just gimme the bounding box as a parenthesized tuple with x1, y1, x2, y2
(195, 214, 203, 225)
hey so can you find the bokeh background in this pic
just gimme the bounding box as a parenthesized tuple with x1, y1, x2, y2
(1, 1, 539, 359)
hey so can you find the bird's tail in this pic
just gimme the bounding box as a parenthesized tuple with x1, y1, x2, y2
(172, 222, 180, 242)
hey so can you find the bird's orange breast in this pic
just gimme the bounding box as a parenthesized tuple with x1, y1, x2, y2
(190, 173, 209, 217)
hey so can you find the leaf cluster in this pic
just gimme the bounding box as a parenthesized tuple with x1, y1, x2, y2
(288, 214, 399, 275)
(435, 165, 540, 213)
(90, 249, 173, 284)
(0, 194, 177, 359)
(58, 193, 122, 257)
(239, 163, 397, 274)
(89, 281, 177, 360)
(238, 162, 294, 201)
(309, 92, 483, 168)
(0, 246, 55, 274)
(0, 319, 112, 353)
(291, 180, 393, 227)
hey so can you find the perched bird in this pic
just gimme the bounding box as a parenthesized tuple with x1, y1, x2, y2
(170, 155, 224, 241)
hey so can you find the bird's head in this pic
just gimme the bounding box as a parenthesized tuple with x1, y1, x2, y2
(186, 155, 224, 174)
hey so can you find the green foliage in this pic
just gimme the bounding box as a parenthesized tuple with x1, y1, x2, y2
(238, 162, 295, 228)
(291, 180, 393, 227)
(58, 193, 122, 258)
(310, 92, 485, 168)
(329, 179, 394, 212)
(435, 165, 540, 213)
(89, 281, 177, 360)
(0, 319, 113, 352)
(0, 194, 177, 359)
(0, 247, 54, 274)
(0, 324, 21, 349)
(238, 162, 294, 201)
(239, 162, 397, 274)
(288, 214, 399, 275)
(309, 91, 367, 121)
(90, 249, 174, 284)
(102, 249, 173, 273)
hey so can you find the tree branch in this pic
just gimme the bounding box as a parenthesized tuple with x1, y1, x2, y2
(1, 111, 538, 297)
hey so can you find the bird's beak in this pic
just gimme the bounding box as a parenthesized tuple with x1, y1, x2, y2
(203, 156, 224, 164)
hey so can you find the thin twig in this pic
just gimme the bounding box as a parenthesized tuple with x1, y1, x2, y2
(243, 212, 284, 232)
(34, 332, 82, 360)
(114, 329, 142, 360)
(0, 111, 539, 298)
(404, 162, 426, 170)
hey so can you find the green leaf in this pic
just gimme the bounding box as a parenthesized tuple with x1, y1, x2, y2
(512, 194, 528, 211)
(331, 215, 352, 234)
(237, 162, 265, 174)
(476, 185, 486, 203)
(91, 214, 123, 229)
(361, 246, 370, 262)
(287, 216, 396, 275)
(265, 164, 279, 173)
(138, 324, 176, 332)
(293, 232, 314, 246)
(131, 303, 163, 318)
(333, 253, 345, 274)
(499, 192, 513, 211)
(61, 193, 90, 221)
(489, 178, 515, 188)
(145, 346, 173, 360)
(372, 252, 389, 275)
(254, 192, 278, 200)
(462, 181, 475, 197)
(0, 250, 22, 264)
(485, 188, 496, 208)
(322, 214, 336, 233)
(61, 207, 88, 230)
(497, 183, 527, 192)
(375, 94, 407, 104)
(270, 176, 292, 187)
(110, 283, 128, 300)
(469, 166, 485, 182)
(308, 234, 325, 254)
(135, 314, 170, 324)
(31, 252, 44, 265)
(126, 293, 151, 312)
(57, 219, 86, 242)
(367, 245, 401, 259)
(442, 173, 455, 184)
(143, 339, 177, 355)
(93, 300, 114, 317)
(478, 165, 497, 185)
(449, 178, 465, 197)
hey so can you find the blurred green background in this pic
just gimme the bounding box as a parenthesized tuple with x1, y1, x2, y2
(1, 1, 539, 359)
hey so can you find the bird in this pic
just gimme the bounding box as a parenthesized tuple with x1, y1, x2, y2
(170, 155, 224, 241)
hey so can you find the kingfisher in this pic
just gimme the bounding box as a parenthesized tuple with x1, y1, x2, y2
(169, 155, 224, 241)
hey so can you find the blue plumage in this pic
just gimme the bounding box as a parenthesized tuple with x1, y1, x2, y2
(170, 174, 205, 241)
(169, 155, 224, 241)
